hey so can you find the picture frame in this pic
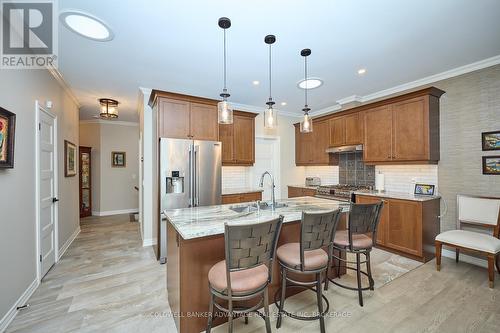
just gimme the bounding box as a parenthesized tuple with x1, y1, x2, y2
(482, 156, 500, 175)
(414, 183, 435, 196)
(482, 131, 500, 151)
(64, 140, 77, 177)
(0, 107, 16, 169)
(111, 151, 126, 167)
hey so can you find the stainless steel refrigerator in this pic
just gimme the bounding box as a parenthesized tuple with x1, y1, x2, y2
(157, 138, 222, 263)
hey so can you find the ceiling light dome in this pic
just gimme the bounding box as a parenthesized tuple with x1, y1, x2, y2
(298, 78, 323, 90)
(60, 10, 114, 41)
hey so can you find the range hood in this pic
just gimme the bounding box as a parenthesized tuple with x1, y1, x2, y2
(325, 144, 363, 153)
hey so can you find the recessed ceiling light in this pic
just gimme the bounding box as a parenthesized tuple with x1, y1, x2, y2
(280, 102, 287, 106)
(357, 68, 367, 75)
(252, 80, 260, 86)
(297, 78, 323, 90)
(60, 10, 114, 41)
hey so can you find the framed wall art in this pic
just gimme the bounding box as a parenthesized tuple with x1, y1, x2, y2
(64, 140, 77, 177)
(0, 107, 16, 168)
(482, 131, 500, 151)
(482, 156, 500, 175)
(112, 151, 126, 167)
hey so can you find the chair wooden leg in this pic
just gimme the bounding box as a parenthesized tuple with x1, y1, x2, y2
(496, 254, 500, 275)
(228, 298, 233, 333)
(206, 291, 215, 333)
(356, 253, 363, 307)
(455, 248, 460, 263)
(435, 241, 442, 271)
(366, 251, 374, 291)
(488, 254, 495, 288)
(263, 287, 272, 333)
(276, 266, 287, 328)
(315, 273, 326, 333)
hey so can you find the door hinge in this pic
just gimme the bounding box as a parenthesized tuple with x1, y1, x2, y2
(39, 254, 42, 262)
(38, 123, 41, 131)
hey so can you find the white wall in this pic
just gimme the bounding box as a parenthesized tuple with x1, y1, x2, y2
(0, 70, 80, 328)
(79, 121, 139, 215)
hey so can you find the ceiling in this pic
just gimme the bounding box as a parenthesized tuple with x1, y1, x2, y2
(58, 0, 500, 122)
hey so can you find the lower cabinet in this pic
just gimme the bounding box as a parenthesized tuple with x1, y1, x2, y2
(288, 186, 317, 198)
(222, 191, 262, 204)
(355, 195, 440, 262)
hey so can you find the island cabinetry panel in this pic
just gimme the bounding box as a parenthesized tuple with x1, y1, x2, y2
(356, 194, 440, 262)
(167, 217, 347, 333)
(149, 90, 219, 141)
(288, 186, 317, 198)
(219, 111, 257, 166)
(221, 191, 262, 204)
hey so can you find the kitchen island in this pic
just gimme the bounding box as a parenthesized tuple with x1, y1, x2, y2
(164, 196, 350, 333)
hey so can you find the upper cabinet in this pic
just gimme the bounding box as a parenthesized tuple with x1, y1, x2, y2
(363, 93, 442, 164)
(220, 111, 257, 166)
(294, 87, 444, 166)
(295, 119, 334, 166)
(329, 113, 363, 147)
(150, 90, 219, 141)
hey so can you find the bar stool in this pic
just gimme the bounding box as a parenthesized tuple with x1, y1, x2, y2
(327, 202, 383, 307)
(206, 216, 284, 333)
(275, 209, 342, 333)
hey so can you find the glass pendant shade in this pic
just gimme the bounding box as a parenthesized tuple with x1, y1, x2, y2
(217, 99, 233, 124)
(300, 113, 313, 133)
(264, 106, 277, 129)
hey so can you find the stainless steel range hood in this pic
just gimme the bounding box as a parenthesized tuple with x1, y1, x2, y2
(325, 144, 363, 153)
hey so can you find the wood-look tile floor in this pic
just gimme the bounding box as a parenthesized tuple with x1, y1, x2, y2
(7, 214, 500, 333)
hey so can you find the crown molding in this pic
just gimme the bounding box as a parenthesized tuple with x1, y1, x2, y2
(80, 119, 139, 127)
(46, 65, 81, 108)
(310, 54, 500, 117)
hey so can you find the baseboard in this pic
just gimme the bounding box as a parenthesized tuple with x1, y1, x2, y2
(0, 278, 39, 333)
(58, 226, 80, 261)
(442, 248, 487, 268)
(142, 238, 156, 247)
(92, 208, 139, 217)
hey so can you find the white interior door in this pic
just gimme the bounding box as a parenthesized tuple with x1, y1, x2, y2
(251, 137, 280, 201)
(38, 106, 57, 278)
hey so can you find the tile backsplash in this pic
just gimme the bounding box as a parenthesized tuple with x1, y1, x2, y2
(375, 165, 438, 193)
(304, 166, 339, 185)
(222, 166, 250, 189)
(339, 152, 375, 186)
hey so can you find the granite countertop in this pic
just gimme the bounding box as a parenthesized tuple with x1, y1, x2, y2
(222, 187, 264, 195)
(164, 197, 350, 240)
(354, 190, 441, 202)
(288, 184, 320, 190)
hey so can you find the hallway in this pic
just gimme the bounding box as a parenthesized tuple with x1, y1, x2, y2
(6, 215, 175, 333)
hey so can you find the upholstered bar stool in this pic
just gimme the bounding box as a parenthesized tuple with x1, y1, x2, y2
(206, 216, 284, 333)
(328, 202, 383, 307)
(275, 209, 342, 333)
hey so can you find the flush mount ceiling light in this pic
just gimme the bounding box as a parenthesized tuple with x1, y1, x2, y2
(217, 17, 233, 124)
(264, 34, 277, 129)
(297, 78, 323, 90)
(60, 10, 114, 41)
(99, 98, 119, 119)
(299, 49, 313, 133)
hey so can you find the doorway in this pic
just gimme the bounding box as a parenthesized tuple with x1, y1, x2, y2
(36, 101, 58, 279)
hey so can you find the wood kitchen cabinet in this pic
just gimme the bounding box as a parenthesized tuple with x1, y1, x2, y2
(222, 191, 262, 204)
(363, 93, 442, 164)
(329, 112, 363, 147)
(151, 91, 219, 141)
(288, 186, 317, 198)
(219, 111, 257, 166)
(356, 194, 440, 262)
(295, 120, 334, 166)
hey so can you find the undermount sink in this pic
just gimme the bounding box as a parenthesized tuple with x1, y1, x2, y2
(229, 202, 288, 213)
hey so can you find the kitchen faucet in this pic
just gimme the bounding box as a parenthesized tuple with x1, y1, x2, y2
(259, 171, 276, 209)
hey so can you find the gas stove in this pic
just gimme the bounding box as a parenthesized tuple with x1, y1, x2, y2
(315, 184, 373, 202)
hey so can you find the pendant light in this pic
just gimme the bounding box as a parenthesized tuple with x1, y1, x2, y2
(300, 48, 313, 133)
(217, 17, 233, 124)
(264, 35, 277, 129)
